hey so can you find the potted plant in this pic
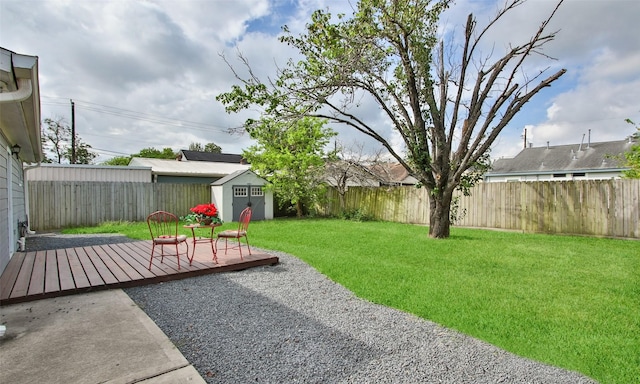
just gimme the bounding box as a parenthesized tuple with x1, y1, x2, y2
(182, 203, 222, 225)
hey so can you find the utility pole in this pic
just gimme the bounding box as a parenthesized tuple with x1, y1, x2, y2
(71, 99, 76, 164)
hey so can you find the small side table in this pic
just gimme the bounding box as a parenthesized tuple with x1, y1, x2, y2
(183, 223, 221, 263)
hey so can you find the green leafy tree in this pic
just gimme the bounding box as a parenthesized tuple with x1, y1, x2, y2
(41, 117, 97, 164)
(204, 142, 222, 153)
(103, 147, 176, 165)
(67, 136, 97, 164)
(133, 147, 177, 159)
(217, 0, 566, 238)
(102, 156, 131, 166)
(243, 117, 336, 217)
(622, 119, 640, 178)
(189, 142, 222, 153)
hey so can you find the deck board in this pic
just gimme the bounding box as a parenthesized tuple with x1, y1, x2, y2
(66, 248, 91, 289)
(0, 240, 279, 305)
(11, 252, 36, 299)
(45, 250, 61, 293)
(84, 246, 119, 285)
(99, 244, 146, 282)
(57, 249, 76, 291)
(107, 243, 156, 279)
(92, 245, 131, 283)
(74, 246, 106, 287)
(27, 251, 46, 296)
(0, 253, 25, 300)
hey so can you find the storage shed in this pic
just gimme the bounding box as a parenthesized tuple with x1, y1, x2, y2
(211, 170, 273, 222)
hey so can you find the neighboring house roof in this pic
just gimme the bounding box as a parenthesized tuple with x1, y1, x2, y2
(368, 162, 418, 185)
(128, 157, 249, 177)
(0, 47, 42, 163)
(324, 160, 381, 187)
(487, 139, 633, 177)
(178, 150, 247, 163)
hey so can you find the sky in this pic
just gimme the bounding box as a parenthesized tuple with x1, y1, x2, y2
(1, 0, 638, 163)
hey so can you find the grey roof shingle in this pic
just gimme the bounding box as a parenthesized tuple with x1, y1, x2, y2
(488, 139, 633, 174)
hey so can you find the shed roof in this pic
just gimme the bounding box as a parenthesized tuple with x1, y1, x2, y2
(487, 139, 633, 175)
(129, 157, 249, 177)
(211, 169, 265, 186)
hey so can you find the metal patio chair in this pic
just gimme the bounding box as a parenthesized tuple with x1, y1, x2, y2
(147, 211, 190, 270)
(216, 206, 252, 259)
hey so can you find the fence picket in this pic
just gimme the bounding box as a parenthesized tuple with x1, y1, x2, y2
(28, 182, 210, 231)
(28, 179, 639, 238)
(323, 179, 639, 238)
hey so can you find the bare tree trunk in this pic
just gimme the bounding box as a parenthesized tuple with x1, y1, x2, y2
(296, 201, 304, 218)
(428, 190, 453, 238)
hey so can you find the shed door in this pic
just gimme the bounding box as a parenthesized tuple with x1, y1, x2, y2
(233, 185, 265, 221)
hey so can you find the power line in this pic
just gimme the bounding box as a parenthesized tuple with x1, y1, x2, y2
(91, 147, 131, 156)
(41, 96, 244, 133)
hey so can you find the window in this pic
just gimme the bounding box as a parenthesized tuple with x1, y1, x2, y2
(251, 186, 264, 197)
(234, 187, 248, 197)
(552, 173, 566, 178)
(572, 172, 586, 178)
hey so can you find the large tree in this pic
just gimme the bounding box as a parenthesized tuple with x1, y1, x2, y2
(67, 136, 97, 164)
(218, 0, 566, 238)
(242, 116, 336, 217)
(41, 117, 70, 163)
(41, 117, 97, 164)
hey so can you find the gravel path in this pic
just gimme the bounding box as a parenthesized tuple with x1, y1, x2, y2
(125, 251, 596, 383)
(26, 234, 596, 383)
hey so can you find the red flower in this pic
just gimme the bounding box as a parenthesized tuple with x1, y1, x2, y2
(190, 203, 218, 217)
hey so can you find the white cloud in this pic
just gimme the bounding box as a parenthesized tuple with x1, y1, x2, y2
(479, 0, 640, 158)
(1, 0, 638, 163)
(152, 0, 271, 43)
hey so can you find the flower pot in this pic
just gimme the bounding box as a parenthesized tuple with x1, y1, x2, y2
(199, 217, 213, 225)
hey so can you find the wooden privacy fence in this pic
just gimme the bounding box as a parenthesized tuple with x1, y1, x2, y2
(322, 179, 640, 238)
(28, 181, 210, 230)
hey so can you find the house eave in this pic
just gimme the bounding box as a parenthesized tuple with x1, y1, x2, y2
(0, 48, 42, 163)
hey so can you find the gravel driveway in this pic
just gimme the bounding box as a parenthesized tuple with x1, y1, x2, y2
(27, 234, 596, 383)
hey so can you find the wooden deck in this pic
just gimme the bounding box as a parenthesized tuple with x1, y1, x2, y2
(0, 240, 279, 306)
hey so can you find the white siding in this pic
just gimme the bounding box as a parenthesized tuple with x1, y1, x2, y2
(0, 139, 11, 274)
(264, 190, 274, 220)
(1, 136, 27, 275)
(211, 185, 227, 222)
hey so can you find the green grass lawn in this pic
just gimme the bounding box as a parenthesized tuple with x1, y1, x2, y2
(65, 218, 640, 384)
